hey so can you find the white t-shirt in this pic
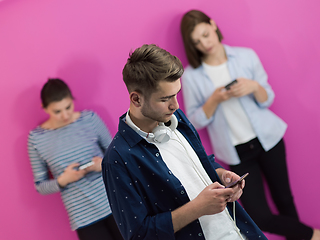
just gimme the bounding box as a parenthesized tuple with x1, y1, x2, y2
(202, 62, 256, 146)
(154, 130, 245, 240)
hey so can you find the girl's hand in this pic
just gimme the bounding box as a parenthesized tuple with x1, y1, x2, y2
(228, 77, 258, 98)
(84, 156, 103, 173)
(212, 86, 233, 103)
(203, 86, 232, 119)
(57, 163, 86, 187)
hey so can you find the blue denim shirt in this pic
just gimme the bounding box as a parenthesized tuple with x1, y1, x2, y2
(182, 45, 287, 165)
(102, 109, 267, 240)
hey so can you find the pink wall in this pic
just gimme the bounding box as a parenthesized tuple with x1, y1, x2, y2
(1, 0, 319, 239)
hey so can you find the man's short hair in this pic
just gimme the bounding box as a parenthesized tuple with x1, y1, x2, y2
(122, 44, 184, 99)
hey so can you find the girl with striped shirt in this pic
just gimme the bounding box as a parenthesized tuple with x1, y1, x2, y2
(28, 78, 123, 240)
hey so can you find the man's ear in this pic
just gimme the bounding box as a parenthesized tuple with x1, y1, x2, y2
(130, 92, 142, 107)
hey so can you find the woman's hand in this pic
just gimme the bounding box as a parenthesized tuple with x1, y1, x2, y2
(57, 163, 86, 188)
(213, 86, 233, 103)
(203, 86, 232, 119)
(84, 156, 103, 173)
(228, 78, 258, 97)
(228, 77, 268, 102)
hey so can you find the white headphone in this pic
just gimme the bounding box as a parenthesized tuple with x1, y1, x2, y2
(125, 110, 178, 143)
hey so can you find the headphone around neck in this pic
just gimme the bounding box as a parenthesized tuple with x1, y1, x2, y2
(125, 111, 178, 143)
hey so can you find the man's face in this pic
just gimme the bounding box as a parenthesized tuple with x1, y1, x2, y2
(141, 79, 181, 123)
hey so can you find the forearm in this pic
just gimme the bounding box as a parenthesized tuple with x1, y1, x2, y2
(57, 174, 69, 188)
(172, 181, 234, 233)
(35, 179, 61, 195)
(202, 93, 220, 119)
(171, 199, 203, 233)
(253, 82, 268, 103)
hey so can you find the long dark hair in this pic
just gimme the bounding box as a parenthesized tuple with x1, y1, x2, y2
(180, 10, 223, 68)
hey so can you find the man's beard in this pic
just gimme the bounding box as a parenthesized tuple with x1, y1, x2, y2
(141, 102, 170, 124)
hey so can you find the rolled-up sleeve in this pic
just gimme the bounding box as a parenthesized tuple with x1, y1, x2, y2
(249, 49, 275, 108)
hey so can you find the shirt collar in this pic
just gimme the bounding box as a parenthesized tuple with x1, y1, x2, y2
(118, 113, 145, 148)
(118, 111, 183, 148)
(223, 44, 236, 58)
(198, 44, 235, 71)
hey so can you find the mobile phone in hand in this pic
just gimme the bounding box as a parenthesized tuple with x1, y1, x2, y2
(79, 161, 94, 170)
(225, 79, 238, 90)
(226, 173, 249, 188)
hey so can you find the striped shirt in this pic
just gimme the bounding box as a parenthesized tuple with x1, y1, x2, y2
(28, 110, 113, 230)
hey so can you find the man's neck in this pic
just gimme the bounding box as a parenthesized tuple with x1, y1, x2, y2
(127, 108, 158, 133)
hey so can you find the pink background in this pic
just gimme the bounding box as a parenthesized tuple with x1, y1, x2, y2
(1, 0, 319, 239)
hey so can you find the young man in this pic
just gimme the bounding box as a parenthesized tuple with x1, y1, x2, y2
(102, 44, 267, 240)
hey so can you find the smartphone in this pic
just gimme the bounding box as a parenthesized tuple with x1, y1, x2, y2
(225, 79, 238, 90)
(226, 173, 249, 188)
(79, 161, 94, 170)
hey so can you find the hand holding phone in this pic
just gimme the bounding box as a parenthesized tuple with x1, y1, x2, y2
(79, 161, 94, 170)
(225, 79, 238, 90)
(226, 173, 249, 188)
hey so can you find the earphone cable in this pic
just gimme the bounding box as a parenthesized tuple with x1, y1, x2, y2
(173, 131, 245, 240)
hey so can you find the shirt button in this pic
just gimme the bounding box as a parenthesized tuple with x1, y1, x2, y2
(180, 190, 185, 195)
(168, 171, 172, 175)
(250, 144, 254, 149)
(155, 153, 159, 157)
(198, 233, 202, 236)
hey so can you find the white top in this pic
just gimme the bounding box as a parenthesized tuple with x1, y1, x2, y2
(153, 130, 244, 240)
(202, 62, 256, 146)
